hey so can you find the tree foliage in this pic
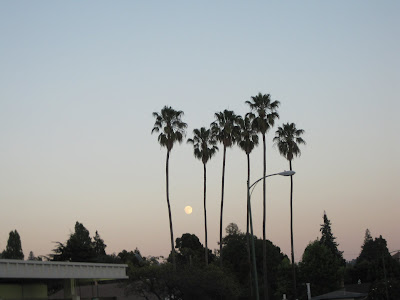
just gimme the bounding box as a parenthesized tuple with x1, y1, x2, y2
(237, 114, 259, 155)
(152, 105, 187, 271)
(167, 233, 214, 268)
(273, 122, 305, 300)
(27, 251, 42, 261)
(152, 106, 187, 152)
(128, 263, 240, 300)
(51, 221, 109, 262)
(211, 109, 241, 265)
(246, 92, 280, 300)
(348, 230, 400, 284)
(2, 230, 24, 259)
(187, 127, 218, 165)
(211, 110, 240, 149)
(221, 223, 290, 299)
(93, 230, 107, 257)
(118, 248, 146, 267)
(246, 93, 280, 135)
(273, 123, 305, 162)
(187, 126, 218, 265)
(320, 211, 345, 266)
(299, 240, 343, 297)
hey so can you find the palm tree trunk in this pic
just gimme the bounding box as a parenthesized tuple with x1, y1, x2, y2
(246, 153, 253, 297)
(289, 160, 297, 299)
(166, 150, 176, 271)
(203, 162, 208, 265)
(262, 133, 269, 300)
(248, 153, 260, 300)
(219, 145, 226, 266)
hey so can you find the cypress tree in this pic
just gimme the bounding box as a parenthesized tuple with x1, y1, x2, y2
(2, 230, 24, 259)
(320, 212, 345, 265)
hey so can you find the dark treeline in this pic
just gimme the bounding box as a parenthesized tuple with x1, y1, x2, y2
(1, 215, 399, 299)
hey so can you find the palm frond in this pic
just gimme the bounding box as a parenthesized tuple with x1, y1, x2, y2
(246, 93, 280, 134)
(273, 122, 306, 161)
(187, 126, 219, 164)
(151, 106, 187, 151)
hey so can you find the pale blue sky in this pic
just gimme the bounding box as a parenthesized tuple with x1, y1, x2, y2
(0, 1, 399, 261)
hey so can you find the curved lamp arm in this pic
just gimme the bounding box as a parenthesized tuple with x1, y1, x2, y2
(249, 170, 295, 190)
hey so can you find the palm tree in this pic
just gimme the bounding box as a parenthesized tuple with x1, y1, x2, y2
(152, 106, 187, 271)
(237, 114, 259, 297)
(246, 93, 280, 300)
(187, 127, 218, 265)
(273, 123, 305, 300)
(211, 110, 240, 265)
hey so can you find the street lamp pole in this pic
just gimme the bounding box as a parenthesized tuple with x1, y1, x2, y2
(248, 170, 295, 300)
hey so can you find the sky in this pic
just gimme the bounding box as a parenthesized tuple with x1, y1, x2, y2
(0, 1, 399, 262)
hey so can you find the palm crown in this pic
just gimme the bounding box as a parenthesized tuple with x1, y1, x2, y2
(211, 110, 241, 147)
(237, 114, 259, 155)
(187, 127, 218, 164)
(246, 93, 280, 134)
(152, 106, 188, 151)
(273, 123, 306, 161)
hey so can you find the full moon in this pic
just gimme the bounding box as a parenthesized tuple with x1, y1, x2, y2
(184, 206, 193, 215)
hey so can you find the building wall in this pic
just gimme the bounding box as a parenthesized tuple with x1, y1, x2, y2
(0, 283, 47, 299)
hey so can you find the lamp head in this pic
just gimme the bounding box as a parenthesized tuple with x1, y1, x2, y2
(279, 170, 295, 176)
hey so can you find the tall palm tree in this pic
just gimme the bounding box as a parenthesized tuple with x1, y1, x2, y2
(246, 93, 280, 300)
(273, 123, 305, 300)
(187, 127, 218, 265)
(237, 114, 259, 297)
(211, 109, 240, 265)
(152, 106, 187, 271)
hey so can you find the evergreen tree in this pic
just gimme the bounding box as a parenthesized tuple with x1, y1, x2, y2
(93, 230, 107, 256)
(2, 230, 24, 260)
(320, 212, 345, 265)
(363, 228, 372, 245)
(52, 222, 96, 262)
(28, 251, 36, 261)
(352, 231, 400, 283)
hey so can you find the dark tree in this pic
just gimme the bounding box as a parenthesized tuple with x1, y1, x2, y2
(93, 230, 107, 257)
(118, 248, 144, 267)
(176, 233, 203, 252)
(128, 263, 241, 300)
(187, 127, 218, 265)
(211, 109, 240, 266)
(237, 113, 259, 297)
(173, 233, 213, 267)
(273, 122, 305, 300)
(2, 230, 24, 259)
(299, 240, 342, 297)
(364, 228, 372, 244)
(152, 106, 187, 271)
(166, 233, 215, 267)
(246, 93, 280, 300)
(51, 222, 96, 262)
(28, 251, 36, 261)
(351, 231, 400, 284)
(222, 223, 288, 299)
(320, 212, 345, 266)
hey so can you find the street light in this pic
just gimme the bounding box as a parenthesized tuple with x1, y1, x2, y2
(247, 170, 295, 300)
